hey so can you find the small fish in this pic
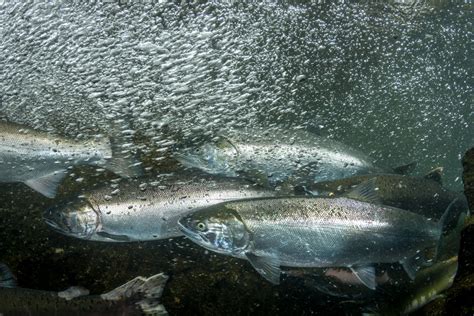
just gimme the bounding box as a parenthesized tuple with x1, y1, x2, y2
(178, 184, 459, 289)
(44, 173, 276, 242)
(0, 263, 168, 316)
(0, 121, 142, 198)
(175, 129, 409, 187)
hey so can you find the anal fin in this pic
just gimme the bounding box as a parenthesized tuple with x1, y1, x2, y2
(350, 265, 376, 290)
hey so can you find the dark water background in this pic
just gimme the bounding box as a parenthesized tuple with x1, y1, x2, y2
(0, 1, 472, 315)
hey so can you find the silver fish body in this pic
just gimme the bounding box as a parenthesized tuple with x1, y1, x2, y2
(176, 129, 384, 186)
(44, 174, 276, 242)
(223, 197, 439, 267)
(178, 195, 457, 286)
(0, 121, 141, 198)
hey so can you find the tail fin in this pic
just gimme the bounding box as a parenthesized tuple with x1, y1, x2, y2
(105, 141, 144, 178)
(103, 120, 144, 178)
(435, 198, 462, 261)
(401, 198, 462, 280)
(0, 263, 17, 288)
(439, 198, 462, 235)
(101, 273, 169, 315)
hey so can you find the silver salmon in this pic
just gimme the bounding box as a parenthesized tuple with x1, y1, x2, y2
(175, 129, 395, 187)
(0, 263, 168, 316)
(0, 121, 142, 198)
(44, 173, 276, 242)
(178, 191, 458, 289)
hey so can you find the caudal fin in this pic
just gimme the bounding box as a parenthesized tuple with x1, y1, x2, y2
(101, 273, 169, 315)
(400, 198, 462, 280)
(435, 198, 464, 261)
(103, 120, 144, 178)
(0, 263, 17, 288)
(103, 149, 143, 178)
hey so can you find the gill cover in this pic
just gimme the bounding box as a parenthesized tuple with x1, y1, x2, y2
(179, 208, 250, 255)
(44, 199, 102, 239)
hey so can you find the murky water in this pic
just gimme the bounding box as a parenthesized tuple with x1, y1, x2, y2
(0, 1, 472, 315)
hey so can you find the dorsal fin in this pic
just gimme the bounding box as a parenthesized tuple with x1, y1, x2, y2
(392, 162, 417, 175)
(345, 178, 382, 204)
(424, 167, 443, 185)
(0, 263, 17, 288)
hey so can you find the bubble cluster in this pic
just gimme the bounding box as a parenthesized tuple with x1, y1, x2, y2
(0, 1, 471, 187)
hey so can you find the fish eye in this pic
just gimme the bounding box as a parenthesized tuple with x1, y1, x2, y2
(196, 222, 207, 231)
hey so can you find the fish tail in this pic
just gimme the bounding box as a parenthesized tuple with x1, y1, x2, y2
(101, 273, 169, 314)
(103, 120, 144, 178)
(105, 141, 143, 178)
(401, 198, 463, 280)
(0, 263, 17, 288)
(435, 198, 463, 261)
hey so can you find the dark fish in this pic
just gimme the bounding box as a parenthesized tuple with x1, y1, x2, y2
(0, 263, 168, 316)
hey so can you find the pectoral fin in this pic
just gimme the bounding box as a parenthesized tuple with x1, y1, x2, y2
(24, 170, 67, 198)
(350, 265, 376, 290)
(97, 231, 132, 242)
(245, 253, 281, 285)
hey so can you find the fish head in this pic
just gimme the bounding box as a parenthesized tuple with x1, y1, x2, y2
(43, 198, 101, 239)
(175, 137, 239, 176)
(178, 205, 249, 255)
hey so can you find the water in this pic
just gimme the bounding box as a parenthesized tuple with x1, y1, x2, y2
(0, 1, 472, 315)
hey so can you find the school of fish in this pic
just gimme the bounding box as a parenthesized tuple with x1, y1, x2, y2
(1, 122, 470, 315)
